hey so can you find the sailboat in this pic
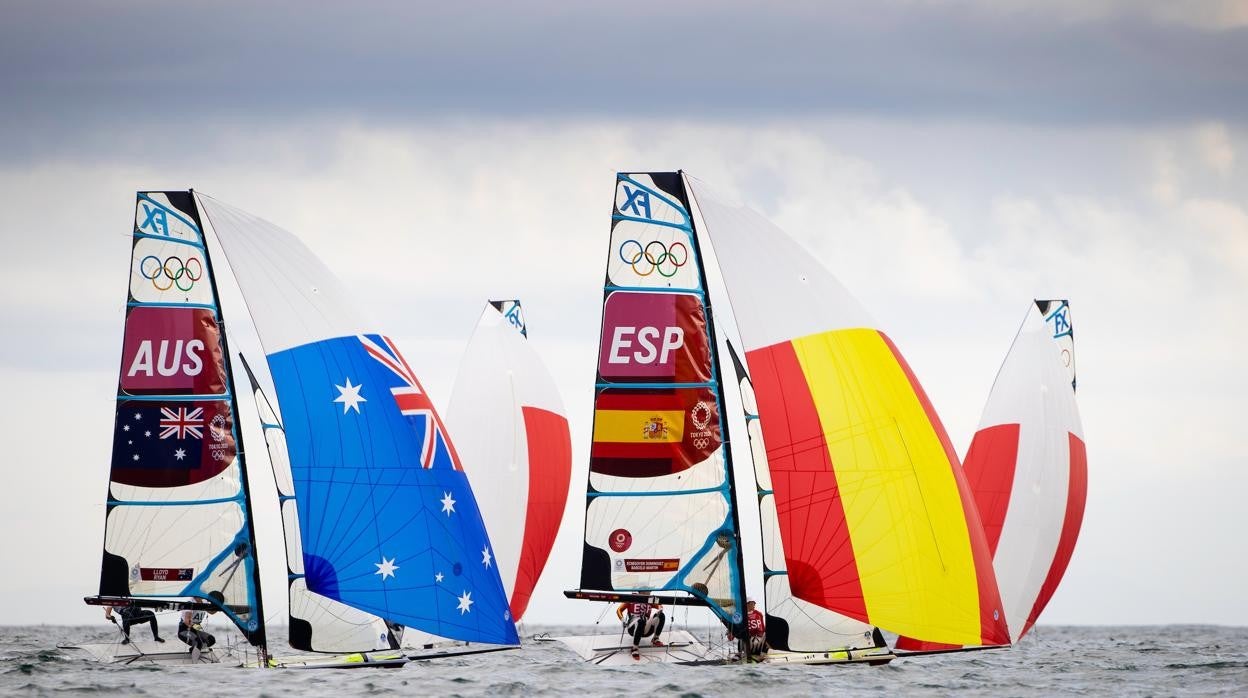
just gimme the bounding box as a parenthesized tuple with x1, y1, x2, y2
(897, 299, 1086, 652)
(445, 300, 573, 624)
(75, 191, 518, 666)
(560, 172, 1009, 665)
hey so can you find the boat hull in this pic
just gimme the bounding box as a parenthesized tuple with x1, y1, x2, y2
(551, 630, 728, 666)
(59, 640, 225, 665)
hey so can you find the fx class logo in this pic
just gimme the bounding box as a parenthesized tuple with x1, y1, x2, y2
(1048, 305, 1072, 338)
(139, 201, 171, 236)
(619, 184, 651, 219)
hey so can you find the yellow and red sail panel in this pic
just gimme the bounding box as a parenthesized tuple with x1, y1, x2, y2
(688, 175, 1008, 646)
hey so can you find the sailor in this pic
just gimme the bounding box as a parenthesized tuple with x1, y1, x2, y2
(104, 605, 164, 643)
(728, 598, 768, 657)
(616, 600, 666, 659)
(177, 606, 218, 650)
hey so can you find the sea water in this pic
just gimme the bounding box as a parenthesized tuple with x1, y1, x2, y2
(3, 625, 1245, 695)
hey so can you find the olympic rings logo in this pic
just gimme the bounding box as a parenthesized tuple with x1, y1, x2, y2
(618, 239, 688, 278)
(140, 254, 203, 292)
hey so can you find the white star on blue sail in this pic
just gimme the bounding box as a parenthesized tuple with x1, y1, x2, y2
(374, 556, 399, 580)
(334, 377, 367, 414)
(457, 591, 473, 615)
(482, 546, 492, 568)
(264, 331, 520, 646)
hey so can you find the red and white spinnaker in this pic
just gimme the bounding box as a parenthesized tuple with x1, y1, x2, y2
(447, 301, 572, 623)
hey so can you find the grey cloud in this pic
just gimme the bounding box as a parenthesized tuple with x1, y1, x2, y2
(2, 0, 1245, 160)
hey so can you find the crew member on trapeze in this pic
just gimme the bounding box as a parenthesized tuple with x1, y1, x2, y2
(104, 605, 164, 644)
(616, 601, 666, 659)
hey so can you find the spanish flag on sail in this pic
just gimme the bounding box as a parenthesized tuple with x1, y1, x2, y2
(689, 175, 1010, 647)
(589, 388, 720, 478)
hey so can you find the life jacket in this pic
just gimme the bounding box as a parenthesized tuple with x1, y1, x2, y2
(747, 609, 766, 637)
(624, 602, 653, 620)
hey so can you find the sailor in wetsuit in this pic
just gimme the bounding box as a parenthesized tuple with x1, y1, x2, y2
(742, 598, 768, 656)
(616, 601, 666, 658)
(178, 608, 217, 650)
(104, 605, 164, 643)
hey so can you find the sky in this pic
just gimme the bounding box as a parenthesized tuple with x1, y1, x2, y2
(0, 1, 1245, 631)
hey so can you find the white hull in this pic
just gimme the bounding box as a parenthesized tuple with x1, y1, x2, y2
(60, 639, 228, 666)
(762, 647, 895, 665)
(551, 630, 729, 666)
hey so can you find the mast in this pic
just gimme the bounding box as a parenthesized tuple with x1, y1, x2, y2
(194, 190, 268, 658)
(681, 172, 750, 652)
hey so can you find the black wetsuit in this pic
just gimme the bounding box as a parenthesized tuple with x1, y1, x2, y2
(622, 602, 666, 647)
(117, 606, 162, 642)
(177, 610, 216, 649)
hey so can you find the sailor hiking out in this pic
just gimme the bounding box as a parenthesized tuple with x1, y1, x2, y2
(104, 605, 164, 644)
(616, 601, 666, 659)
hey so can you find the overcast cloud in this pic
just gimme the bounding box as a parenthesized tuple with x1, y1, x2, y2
(0, 2, 1244, 630)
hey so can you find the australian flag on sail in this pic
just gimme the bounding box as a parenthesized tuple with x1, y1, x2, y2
(267, 333, 518, 645)
(109, 399, 236, 488)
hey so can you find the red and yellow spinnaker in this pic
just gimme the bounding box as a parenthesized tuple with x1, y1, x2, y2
(746, 328, 1008, 646)
(688, 174, 1008, 647)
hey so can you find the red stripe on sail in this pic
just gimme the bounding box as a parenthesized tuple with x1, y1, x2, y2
(594, 391, 683, 410)
(1021, 432, 1088, 638)
(880, 332, 1010, 646)
(746, 341, 867, 623)
(894, 637, 962, 652)
(510, 407, 572, 621)
(962, 423, 1022, 556)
